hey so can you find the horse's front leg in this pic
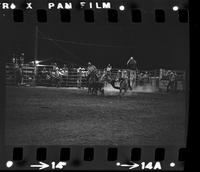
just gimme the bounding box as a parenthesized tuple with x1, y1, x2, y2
(92, 87, 97, 95)
(124, 88, 127, 95)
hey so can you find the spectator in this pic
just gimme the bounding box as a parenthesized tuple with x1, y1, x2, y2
(122, 70, 128, 79)
(117, 70, 122, 81)
(14, 53, 24, 87)
(167, 71, 177, 92)
(106, 64, 112, 76)
(77, 67, 82, 89)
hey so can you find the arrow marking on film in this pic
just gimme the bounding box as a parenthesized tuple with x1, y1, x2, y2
(117, 161, 140, 169)
(30, 162, 49, 170)
(128, 161, 140, 169)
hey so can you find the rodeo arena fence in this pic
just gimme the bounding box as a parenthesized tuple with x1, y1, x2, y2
(5, 63, 186, 92)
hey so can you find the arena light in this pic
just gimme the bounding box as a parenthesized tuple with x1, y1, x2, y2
(35, 60, 45, 66)
(35, 60, 40, 64)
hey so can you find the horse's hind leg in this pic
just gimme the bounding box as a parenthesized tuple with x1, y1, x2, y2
(101, 88, 104, 96)
(89, 88, 92, 94)
(102, 89, 104, 95)
(94, 88, 98, 95)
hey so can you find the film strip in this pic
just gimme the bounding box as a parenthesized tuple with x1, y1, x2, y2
(0, 0, 190, 171)
(7, 8, 189, 23)
(2, 147, 186, 170)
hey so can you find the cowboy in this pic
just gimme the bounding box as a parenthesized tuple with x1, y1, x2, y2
(106, 64, 112, 76)
(15, 63, 22, 87)
(62, 64, 69, 87)
(52, 63, 59, 71)
(127, 57, 137, 89)
(87, 62, 97, 78)
(87, 62, 96, 72)
(122, 70, 128, 79)
(41, 67, 48, 84)
(127, 57, 137, 70)
(51, 63, 61, 87)
(117, 69, 122, 81)
(77, 67, 83, 89)
(86, 62, 98, 93)
(15, 53, 24, 86)
(143, 71, 150, 84)
(167, 71, 177, 92)
(41, 67, 48, 79)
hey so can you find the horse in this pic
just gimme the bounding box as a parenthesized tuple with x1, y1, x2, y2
(87, 71, 104, 95)
(87, 73, 96, 94)
(87, 70, 130, 96)
(49, 70, 63, 87)
(118, 78, 129, 95)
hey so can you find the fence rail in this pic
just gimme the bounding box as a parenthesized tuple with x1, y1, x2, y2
(5, 63, 186, 91)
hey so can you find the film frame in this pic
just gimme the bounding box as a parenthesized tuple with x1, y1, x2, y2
(0, 0, 192, 171)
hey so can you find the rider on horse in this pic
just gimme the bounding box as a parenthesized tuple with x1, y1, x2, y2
(87, 62, 101, 94)
(87, 62, 97, 78)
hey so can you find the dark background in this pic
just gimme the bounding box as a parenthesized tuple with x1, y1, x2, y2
(1, 0, 189, 70)
(3, 23, 189, 70)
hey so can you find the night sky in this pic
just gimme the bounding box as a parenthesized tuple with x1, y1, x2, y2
(1, 0, 189, 70)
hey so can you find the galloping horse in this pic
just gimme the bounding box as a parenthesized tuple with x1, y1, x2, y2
(87, 71, 97, 94)
(87, 69, 130, 96)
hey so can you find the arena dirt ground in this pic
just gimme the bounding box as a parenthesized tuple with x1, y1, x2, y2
(5, 86, 187, 146)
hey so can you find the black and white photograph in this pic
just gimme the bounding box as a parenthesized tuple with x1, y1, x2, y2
(4, 12, 188, 146)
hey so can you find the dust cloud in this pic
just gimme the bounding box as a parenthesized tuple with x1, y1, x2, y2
(104, 83, 158, 96)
